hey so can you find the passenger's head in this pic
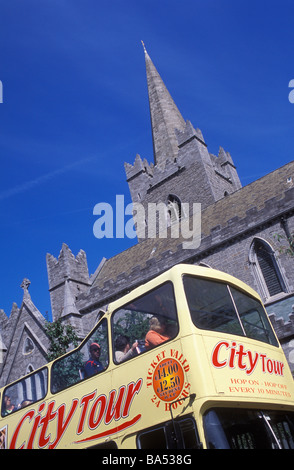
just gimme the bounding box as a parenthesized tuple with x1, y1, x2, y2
(89, 342, 101, 359)
(115, 335, 130, 352)
(149, 316, 166, 333)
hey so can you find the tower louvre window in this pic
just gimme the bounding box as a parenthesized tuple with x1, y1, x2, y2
(250, 238, 286, 298)
(167, 194, 182, 225)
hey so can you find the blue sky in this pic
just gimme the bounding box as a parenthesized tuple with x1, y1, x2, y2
(0, 0, 294, 319)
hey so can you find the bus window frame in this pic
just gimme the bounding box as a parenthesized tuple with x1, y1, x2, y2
(111, 281, 179, 365)
(203, 407, 294, 449)
(229, 285, 278, 346)
(50, 317, 109, 395)
(1, 366, 48, 418)
(136, 415, 200, 449)
(182, 274, 278, 347)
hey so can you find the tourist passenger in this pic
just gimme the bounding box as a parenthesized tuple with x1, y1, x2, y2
(145, 316, 170, 350)
(115, 335, 138, 363)
(2, 396, 15, 416)
(84, 342, 104, 377)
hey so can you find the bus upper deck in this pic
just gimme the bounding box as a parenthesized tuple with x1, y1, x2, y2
(1, 264, 294, 449)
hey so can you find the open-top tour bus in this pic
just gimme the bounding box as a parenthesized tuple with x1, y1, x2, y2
(1, 264, 294, 449)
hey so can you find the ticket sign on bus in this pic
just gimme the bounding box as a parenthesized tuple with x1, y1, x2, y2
(146, 347, 191, 411)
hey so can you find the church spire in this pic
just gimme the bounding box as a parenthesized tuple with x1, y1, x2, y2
(142, 43, 186, 169)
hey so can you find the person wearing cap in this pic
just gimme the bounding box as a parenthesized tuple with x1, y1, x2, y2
(84, 342, 104, 378)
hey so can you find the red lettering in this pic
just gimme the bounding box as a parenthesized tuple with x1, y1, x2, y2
(49, 399, 79, 449)
(260, 354, 267, 372)
(228, 342, 236, 368)
(246, 350, 259, 375)
(267, 359, 274, 374)
(10, 379, 143, 448)
(212, 341, 285, 378)
(170, 349, 178, 359)
(77, 391, 96, 434)
(122, 379, 143, 418)
(27, 402, 46, 449)
(88, 395, 107, 429)
(10, 410, 35, 449)
(236, 344, 247, 370)
(105, 386, 126, 425)
(38, 401, 57, 448)
(212, 341, 229, 368)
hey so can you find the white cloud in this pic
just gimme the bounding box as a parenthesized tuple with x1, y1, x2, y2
(0, 157, 93, 202)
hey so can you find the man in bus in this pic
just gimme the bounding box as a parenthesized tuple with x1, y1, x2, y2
(83, 342, 104, 377)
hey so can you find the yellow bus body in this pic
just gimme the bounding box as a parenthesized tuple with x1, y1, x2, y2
(1, 264, 294, 449)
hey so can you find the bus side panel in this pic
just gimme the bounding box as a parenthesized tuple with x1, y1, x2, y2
(4, 371, 111, 449)
(202, 335, 294, 403)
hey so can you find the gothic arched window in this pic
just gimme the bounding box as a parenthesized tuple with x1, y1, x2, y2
(167, 194, 182, 225)
(249, 238, 287, 299)
(23, 337, 35, 355)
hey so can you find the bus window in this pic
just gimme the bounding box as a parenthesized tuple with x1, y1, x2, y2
(203, 408, 294, 449)
(1, 368, 48, 417)
(265, 410, 294, 448)
(230, 287, 278, 346)
(137, 416, 200, 449)
(112, 282, 178, 364)
(183, 276, 244, 336)
(183, 276, 278, 346)
(51, 318, 108, 394)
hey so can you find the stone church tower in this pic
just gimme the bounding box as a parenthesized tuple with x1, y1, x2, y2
(46, 243, 91, 339)
(125, 44, 242, 239)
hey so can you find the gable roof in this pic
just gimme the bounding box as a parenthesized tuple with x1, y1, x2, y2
(0, 297, 49, 386)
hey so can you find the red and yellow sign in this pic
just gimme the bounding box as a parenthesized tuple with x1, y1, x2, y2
(147, 348, 191, 410)
(153, 358, 184, 402)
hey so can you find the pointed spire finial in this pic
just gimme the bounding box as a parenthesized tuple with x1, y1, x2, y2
(142, 41, 185, 168)
(141, 40, 147, 54)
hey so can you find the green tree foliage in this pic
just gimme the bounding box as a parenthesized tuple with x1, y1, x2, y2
(113, 310, 150, 344)
(51, 349, 84, 393)
(45, 319, 83, 393)
(274, 233, 294, 257)
(44, 318, 79, 361)
(48, 318, 109, 394)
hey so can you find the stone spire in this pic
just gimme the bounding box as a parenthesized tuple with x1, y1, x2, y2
(142, 42, 186, 169)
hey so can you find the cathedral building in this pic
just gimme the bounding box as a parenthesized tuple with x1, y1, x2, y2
(1, 46, 294, 387)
